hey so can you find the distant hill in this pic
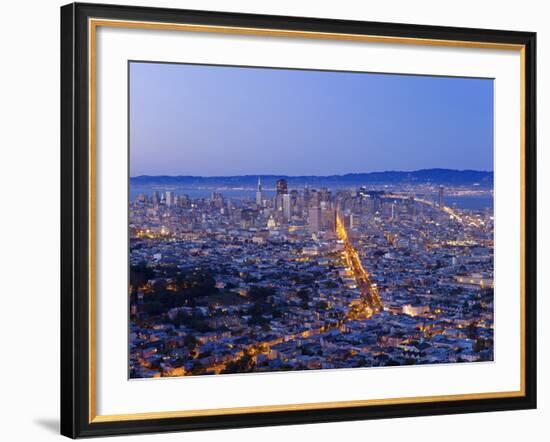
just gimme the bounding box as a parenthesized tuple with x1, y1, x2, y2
(130, 169, 493, 188)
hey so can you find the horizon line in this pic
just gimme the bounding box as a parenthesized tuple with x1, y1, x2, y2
(130, 168, 494, 179)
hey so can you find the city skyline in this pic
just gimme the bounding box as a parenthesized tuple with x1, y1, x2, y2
(130, 62, 494, 177)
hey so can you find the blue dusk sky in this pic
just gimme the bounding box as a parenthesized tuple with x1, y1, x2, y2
(129, 62, 493, 177)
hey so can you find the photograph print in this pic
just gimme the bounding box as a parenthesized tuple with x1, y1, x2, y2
(128, 61, 494, 379)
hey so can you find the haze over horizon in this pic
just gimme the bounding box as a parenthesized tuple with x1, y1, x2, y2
(130, 167, 494, 178)
(130, 62, 494, 177)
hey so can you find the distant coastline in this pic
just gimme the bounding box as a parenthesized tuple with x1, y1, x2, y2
(130, 168, 493, 187)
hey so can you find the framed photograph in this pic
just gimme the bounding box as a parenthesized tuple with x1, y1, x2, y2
(60, 2, 537, 438)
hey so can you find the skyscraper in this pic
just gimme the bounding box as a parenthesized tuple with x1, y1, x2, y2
(319, 187, 331, 205)
(303, 185, 311, 208)
(165, 191, 173, 207)
(322, 208, 336, 232)
(282, 194, 291, 220)
(438, 185, 444, 208)
(308, 207, 321, 233)
(275, 179, 288, 212)
(152, 191, 159, 205)
(256, 177, 263, 206)
(276, 179, 288, 195)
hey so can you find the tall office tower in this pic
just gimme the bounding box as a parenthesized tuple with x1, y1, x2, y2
(343, 213, 352, 229)
(178, 194, 190, 208)
(407, 196, 415, 216)
(361, 195, 371, 214)
(275, 179, 288, 212)
(438, 185, 444, 208)
(373, 195, 382, 213)
(152, 191, 159, 205)
(322, 208, 337, 232)
(256, 177, 263, 206)
(240, 208, 256, 229)
(290, 189, 299, 214)
(309, 189, 320, 208)
(319, 187, 331, 205)
(276, 179, 288, 195)
(303, 185, 311, 208)
(308, 207, 322, 233)
(165, 191, 173, 207)
(337, 195, 352, 212)
(213, 192, 225, 209)
(282, 193, 291, 220)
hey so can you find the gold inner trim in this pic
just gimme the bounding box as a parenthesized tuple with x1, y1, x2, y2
(88, 17, 527, 423)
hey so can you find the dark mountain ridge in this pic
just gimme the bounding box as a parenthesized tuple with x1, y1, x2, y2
(130, 169, 493, 187)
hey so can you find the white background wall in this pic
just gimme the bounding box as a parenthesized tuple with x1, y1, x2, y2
(0, 0, 546, 440)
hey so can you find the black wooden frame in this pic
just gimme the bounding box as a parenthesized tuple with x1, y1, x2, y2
(61, 2, 537, 438)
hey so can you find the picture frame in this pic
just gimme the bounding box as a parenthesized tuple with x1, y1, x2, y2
(60, 2, 537, 438)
